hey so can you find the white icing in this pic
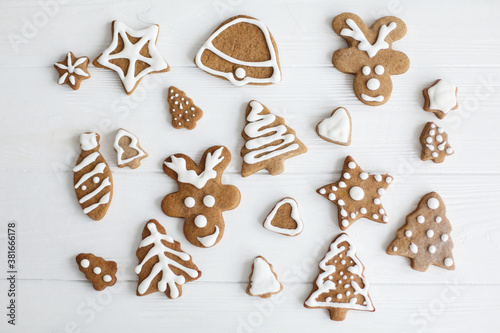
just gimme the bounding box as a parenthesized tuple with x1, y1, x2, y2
(79, 177, 111, 204)
(184, 197, 195, 208)
(374, 198, 381, 205)
(339, 182, 347, 188)
(319, 188, 326, 194)
(427, 80, 457, 113)
(113, 129, 147, 166)
(82, 192, 111, 214)
(428, 245, 436, 254)
(360, 208, 367, 214)
(348, 162, 356, 169)
(243, 101, 299, 164)
(359, 172, 368, 180)
(80, 259, 90, 268)
(81, 185, 87, 191)
(340, 19, 397, 58)
(417, 215, 425, 223)
(316, 107, 351, 144)
(349, 186, 364, 201)
(361, 94, 384, 102)
(203, 195, 215, 207)
(135, 222, 199, 298)
(235, 67, 246, 79)
(164, 147, 225, 189)
(362, 66, 370, 75)
(263, 198, 304, 236)
(427, 198, 440, 209)
(80, 133, 98, 151)
(74, 163, 106, 189)
(92, 177, 100, 183)
(328, 193, 336, 201)
(374, 65, 384, 75)
(96, 21, 169, 94)
(305, 234, 374, 311)
(195, 17, 281, 86)
(343, 173, 351, 179)
(441, 234, 449, 242)
(366, 78, 380, 91)
(249, 257, 281, 296)
(197, 225, 220, 247)
(103, 275, 112, 282)
(194, 215, 208, 228)
(73, 152, 100, 172)
(444, 258, 453, 267)
(426, 230, 434, 238)
(435, 216, 442, 223)
(405, 230, 412, 237)
(409, 243, 418, 254)
(93, 267, 101, 274)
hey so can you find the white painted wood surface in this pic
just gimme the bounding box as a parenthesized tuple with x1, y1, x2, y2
(1, 0, 499, 331)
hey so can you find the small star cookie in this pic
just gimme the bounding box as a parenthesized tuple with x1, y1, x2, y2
(317, 156, 393, 230)
(94, 20, 170, 95)
(423, 79, 458, 119)
(54, 52, 90, 90)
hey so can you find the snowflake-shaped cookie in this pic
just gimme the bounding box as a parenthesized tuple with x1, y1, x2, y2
(54, 52, 90, 90)
(317, 156, 393, 230)
(94, 20, 170, 95)
(423, 79, 458, 119)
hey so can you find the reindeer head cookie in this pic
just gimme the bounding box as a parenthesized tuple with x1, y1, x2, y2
(161, 146, 241, 248)
(332, 13, 409, 106)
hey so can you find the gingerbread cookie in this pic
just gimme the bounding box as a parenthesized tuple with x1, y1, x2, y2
(168, 86, 203, 130)
(54, 52, 90, 90)
(305, 233, 374, 321)
(162, 146, 240, 248)
(419, 122, 454, 163)
(332, 13, 409, 106)
(94, 20, 170, 95)
(317, 156, 393, 230)
(263, 197, 304, 236)
(195, 15, 281, 86)
(135, 219, 201, 298)
(241, 100, 307, 177)
(73, 132, 113, 221)
(113, 128, 148, 169)
(423, 79, 458, 119)
(247, 256, 283, 298)
(316, 107, 352, 146)
(386, 192, 455, 272)
(76, 253, 117, 291)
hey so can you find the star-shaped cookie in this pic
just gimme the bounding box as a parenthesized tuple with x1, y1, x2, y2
(94, 20, 170, 95)
(54, 52, 90, 90)
(317, 156, 393, 230)
(422, 79, 458, 119)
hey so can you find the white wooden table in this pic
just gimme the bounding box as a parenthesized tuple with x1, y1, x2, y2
(1, 0, 499, 332)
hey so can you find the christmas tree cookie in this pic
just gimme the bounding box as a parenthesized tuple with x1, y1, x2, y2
(305, 233, 375, 321)
(241, 100, 307, 177)
(167, 86, 203, 130)
(387, 192, 455, 271)
(246, 256, 283, 298)
(76, 253, 117, 291)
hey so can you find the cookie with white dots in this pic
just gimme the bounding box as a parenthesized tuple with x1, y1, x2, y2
(167, 86, 203, 130)
(76, 253, 117, 291)
(317, 155, 393, 230)
(161, 146, 240, 248)
(386, 192, 455, 272)
(419, 122, 454, 163)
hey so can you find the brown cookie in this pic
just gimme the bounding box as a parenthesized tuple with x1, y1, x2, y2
(76, 253, 117, 291)
(332, 13, 409, 106)
(419, 122, 454, 163)
(262, 197, 304, 236)
(113, 128, 148, 169)
(195, 15, 281, 86)
(93, 20, 170, 95)
(161, 146, 241, 248)
(54, 52, 90, 90)
(423, 79, 459, 119)
(305, 233, 375, 321)
(316, 107, 352, 146)
(246, 256, 283, 298)
(386, 192, 455, 272)
(317, 156, 393, 230)
(73, 132, 113, 221)
(241, 100, 307, 177)
(167, 86, 203, 130)
(135, 219, 201, 298)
